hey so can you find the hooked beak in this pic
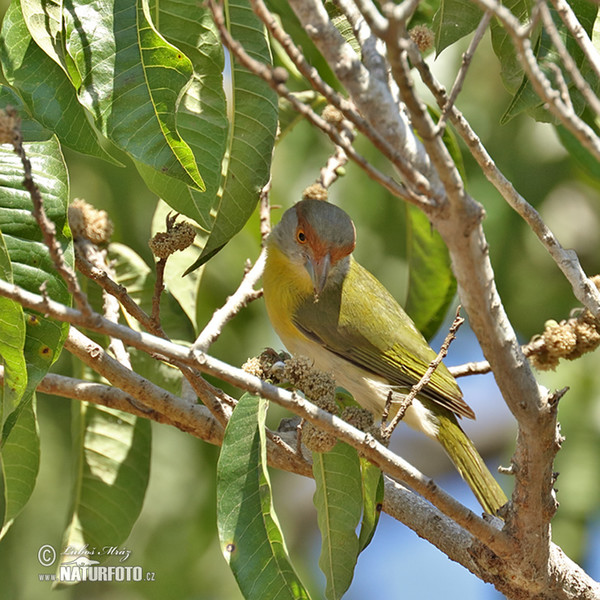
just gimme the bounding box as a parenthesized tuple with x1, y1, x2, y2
(305, 252, 331, 301)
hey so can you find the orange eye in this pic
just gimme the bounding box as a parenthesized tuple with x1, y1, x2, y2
(296, 229, 307, 244)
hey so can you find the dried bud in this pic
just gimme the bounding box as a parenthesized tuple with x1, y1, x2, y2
(409, 25, 435, 53)
(322, 104, 344, 125)
(68, 198, 113, 244)
(272, 66, 289, 84)
(302, 183, 328, 202)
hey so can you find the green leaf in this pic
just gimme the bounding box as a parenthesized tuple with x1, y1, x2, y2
(0, 0, 119, 163)
(0, 230, 27, 418)
(135, 0, 228, 233)
(0, 397, 39, 539)
(357, 458, 383, 553)
(312, 442, 362, 600)
(185, 0, 278, 270)
(57, 403, 151, 579)
(63, 0, 204, 190)
(19, 0, 75, 80)
(432, 0, 483, 55)
(404, 205, 457, 341)
(217, 394, 310, 600)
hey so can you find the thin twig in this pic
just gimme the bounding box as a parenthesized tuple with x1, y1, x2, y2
(437, 11, 493, 133)
(249, 0, 433, 199)
(382, 307, 465, 439)
(407, 43, 600, 319)
(548, 0, 600, 82)
(192, 249, 266, 353)
(472, 0, 600, 161)
(7, 107, 92, 316)
(538, 1, 600, 117)
(212, 0, 423, 206)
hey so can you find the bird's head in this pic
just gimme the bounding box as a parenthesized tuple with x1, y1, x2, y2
(269, 199, 356, 299)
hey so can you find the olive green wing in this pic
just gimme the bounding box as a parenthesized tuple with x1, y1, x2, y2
(292, 258, 474, 419)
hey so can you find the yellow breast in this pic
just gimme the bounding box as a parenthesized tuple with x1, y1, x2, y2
(263, 244, 314, 346)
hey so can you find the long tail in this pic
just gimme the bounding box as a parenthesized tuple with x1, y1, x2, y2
(435, 412, 507, 515)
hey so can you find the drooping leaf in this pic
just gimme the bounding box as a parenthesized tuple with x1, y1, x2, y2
(19, 0, 77, 81)
(404, 205, 457, 341)
(185, 0, 278, 270)
(135, 0, 228, 233)
(62, 0, 204, 190)
(57, 403, 151, 580)
(432, 0, 483, 55)
(312, 442, 362, 600)
(0, 0, 118, 163)
(217, 394, 310, 600)
(0, 398, 39, 539)
(357, 458, 383, 553)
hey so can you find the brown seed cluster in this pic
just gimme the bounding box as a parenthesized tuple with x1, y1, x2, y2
(68, 198, 114, 244)
(302, 183, 328, 202)
(148, 220, 195, 259)
(242, 352, 340, 453)
(409, 25, 435, 53)
(529, 276, 600, 371)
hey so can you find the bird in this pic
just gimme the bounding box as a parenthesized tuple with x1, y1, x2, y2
(262, 198, 507, 515)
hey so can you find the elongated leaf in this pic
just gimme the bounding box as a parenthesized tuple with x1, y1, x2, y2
(217, 394, 310, 600)
(404, 205, 457, 341)
(135, 0, 228, 235)
(0, 0, 118, 163)
(20, 0, 76, 80)
(312, 442, 362, 600)
(0, 397, 39, 539)
(63, 0, 204, 190)
(432, 0, 483, 55)
(185, 0, 278, 269)
(0, 230, 27, 418)
(58, 403, 151, 579)
(357, 458, 383, 553)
